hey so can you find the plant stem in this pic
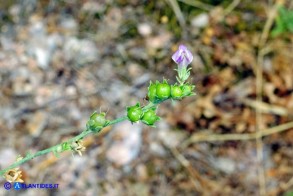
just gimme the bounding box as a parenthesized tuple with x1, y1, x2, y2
(0, 102, 158, 176)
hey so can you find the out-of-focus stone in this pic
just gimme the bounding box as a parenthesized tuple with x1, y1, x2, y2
(106, 121, 142, 166)
(0, 149, 17, 168)
(191, 13, 209, 28)
(157, 121, 187, 148)
(138, 23, 152, 37)
(146, 32, 171, 50)
(64, 38, 99, 66)
(27, 111, 48, 137)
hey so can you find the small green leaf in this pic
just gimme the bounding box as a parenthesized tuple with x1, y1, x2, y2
(62, 142, 71, 151)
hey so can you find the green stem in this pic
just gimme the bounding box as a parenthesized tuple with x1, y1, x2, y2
(0, 102, 158, 176)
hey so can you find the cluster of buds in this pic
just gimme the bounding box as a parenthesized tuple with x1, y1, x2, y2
(127, 103, 160, 126)
(147, 80, 195, 103)
(126, 44, 195, 127)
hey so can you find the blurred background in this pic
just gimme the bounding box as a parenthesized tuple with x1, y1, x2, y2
(0, 0, 292, 195)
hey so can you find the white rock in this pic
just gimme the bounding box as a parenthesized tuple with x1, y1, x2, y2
(191, 13, 209, 28)
(64, 37, 99, 66)
(27, 21, 62, 69)
(29, 21, 46, 37)
(149, 142, 166, 157)
(34, 47, 50, 69)
(212, 157, 236, 174)
(0, 149, 17, 168)
(138, 23, 152, 36)
(158, 121, 187, 148)
(82, 1, 105, 13)
(60, 17, 78, 34)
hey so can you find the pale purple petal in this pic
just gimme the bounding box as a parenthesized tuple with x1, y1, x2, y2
(172, 44, 193, 68)
(172, 49, 183, 63)
(179, 44, 188, 51)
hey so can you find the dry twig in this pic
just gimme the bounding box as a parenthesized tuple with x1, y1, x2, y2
(169, 147, 204, 192)
(281, 176, 293, 192)
(181, 121, 293, 147)
(255, 1, 283, 195)
(242, 98, 289, 116)
(166, 0, 186, 29)
(223, 0, 241, 16)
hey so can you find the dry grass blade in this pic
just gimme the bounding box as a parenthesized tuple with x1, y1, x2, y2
(178, 0, 213, 11)
(166, 0, 186, 29)
(242, 98, 288, 116)
(169, 147, 204, 192)
(256, 1, 284, 194)
(259, 2, 280, 48)
(281, 176, 293, 192)
(223, 0, 241, 16)
(181, 121, 293, 148)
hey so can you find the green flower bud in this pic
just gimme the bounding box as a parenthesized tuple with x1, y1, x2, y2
(54, 142, 70, 157)
(147, 81, 157, 102)
(141, 108, 160, 126)
(62, 142, 71, 151)
(156, 80, 171, 100)
(87, 112, 107, 131)
(127, 103, 143, 123)
(182, 84, 195, 97)
(171, 85, 183, 99)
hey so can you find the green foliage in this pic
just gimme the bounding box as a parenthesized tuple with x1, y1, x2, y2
(283, 191, 293, 196)
(272, 6, 293, 37)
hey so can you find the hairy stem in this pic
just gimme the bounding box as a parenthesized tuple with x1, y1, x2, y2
(0, 102, 158, 176)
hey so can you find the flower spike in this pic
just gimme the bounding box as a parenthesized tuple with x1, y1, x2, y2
(0, 45, 196, 182)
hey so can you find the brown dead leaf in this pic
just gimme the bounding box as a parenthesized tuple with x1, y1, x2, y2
(26, 111, 48, 137)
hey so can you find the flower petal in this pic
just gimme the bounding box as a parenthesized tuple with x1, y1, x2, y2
(172, 44, 193, 68)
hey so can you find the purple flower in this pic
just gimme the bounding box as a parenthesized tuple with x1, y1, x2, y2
(172, 44, 193, 69)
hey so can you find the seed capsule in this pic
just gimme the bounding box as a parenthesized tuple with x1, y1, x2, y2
(141, 109, 160, 126)
(147, 81, 157, 102)
(127, 103, 143, 123)
(87, 112, 107, 131)
(182, 84, 195, 97)
(171, 85, 183, 99)
(156, 80, 171, 100)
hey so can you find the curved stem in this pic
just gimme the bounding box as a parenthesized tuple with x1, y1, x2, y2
(0, 102, 158, 176)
